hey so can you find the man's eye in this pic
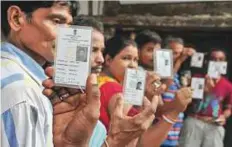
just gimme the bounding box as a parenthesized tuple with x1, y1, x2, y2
(92, 47, 98, 52)
(52, 19, 61, 24)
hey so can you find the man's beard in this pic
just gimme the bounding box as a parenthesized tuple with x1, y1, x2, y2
(91, 66, 103, 74)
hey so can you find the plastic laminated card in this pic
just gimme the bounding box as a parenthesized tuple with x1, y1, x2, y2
(190, 52, 204, 68)
(154, 49, 173, 79)
(123, 68, 146, 106)
(191, 77, 205, 99)
(53, 25, 92, 89)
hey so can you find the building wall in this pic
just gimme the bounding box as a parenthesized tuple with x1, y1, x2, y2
(104, 1, 232, 16)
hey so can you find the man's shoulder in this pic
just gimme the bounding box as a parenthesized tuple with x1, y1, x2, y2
(1, 59, 45, 113)
(1, 58, 37, 89)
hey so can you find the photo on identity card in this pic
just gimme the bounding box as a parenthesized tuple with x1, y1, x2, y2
(190, 52, 204, 68)
(191, 77, 205, 99)
(154, 49, 173, 78)
(123, 68, 146, 106)
(207, 61, 221, 79)
(53, 25, 92, 89)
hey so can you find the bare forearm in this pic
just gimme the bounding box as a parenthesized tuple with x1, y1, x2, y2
(139, 111, 179, 147)
(155, 102, 173, 117)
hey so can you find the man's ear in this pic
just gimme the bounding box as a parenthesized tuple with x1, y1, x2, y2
(7, 6, 26, 33)
(104, 54, 112, 67)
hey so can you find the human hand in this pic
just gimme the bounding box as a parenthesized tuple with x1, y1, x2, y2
(171, 87, 193, 113)
(42, 66, 100, 147)
(106, 94, 159, 147)
(180, 47, 196, 62)
(145, 71, 164, 100)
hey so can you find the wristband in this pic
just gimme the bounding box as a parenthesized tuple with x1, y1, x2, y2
(162, 114, 176, 124)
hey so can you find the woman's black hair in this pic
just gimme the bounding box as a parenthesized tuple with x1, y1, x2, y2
(104, 35, 137, 58)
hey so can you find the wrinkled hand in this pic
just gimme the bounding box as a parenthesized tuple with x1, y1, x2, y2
(170, 87, 193, 113)
(145, 71, 165, 100)
(106, 94, 159, 147)
(42, 67, 100, 147)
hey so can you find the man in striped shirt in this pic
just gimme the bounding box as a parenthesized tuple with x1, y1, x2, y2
(161, 36, 195, 147)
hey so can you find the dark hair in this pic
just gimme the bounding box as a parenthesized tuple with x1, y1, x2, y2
(104, 36, 137, 58)
(208, 47, 228, 61)
(1, 1, 79, 37)
(135, 30, 162, 49)
(73, 16, 104, 33)
(164, 36, 184, 48)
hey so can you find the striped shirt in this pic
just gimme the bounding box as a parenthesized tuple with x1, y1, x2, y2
(161, 74, 184, 146)
(1, 42, 106, 147)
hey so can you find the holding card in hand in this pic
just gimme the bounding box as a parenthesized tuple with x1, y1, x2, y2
(153, 49, 173, 79)
(53, 25, 92, 89)
(191, 77, 205, 99)
(123, 68, 146, 106)
(191, 52, 204, 68)
(207, 61, 228, 79)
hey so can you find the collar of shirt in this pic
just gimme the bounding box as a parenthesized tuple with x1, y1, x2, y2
(1, 42, 46, 83)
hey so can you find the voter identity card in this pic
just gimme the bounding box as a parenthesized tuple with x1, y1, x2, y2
(154, 49, 173, 78)
(191, 52, 204, 68)
(207, 61, 225, 79)
(219, 61, 227, 75)
(123, 68, 146, 106)
(54, 25, 92, 89)
(191, 77, 205, 99)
